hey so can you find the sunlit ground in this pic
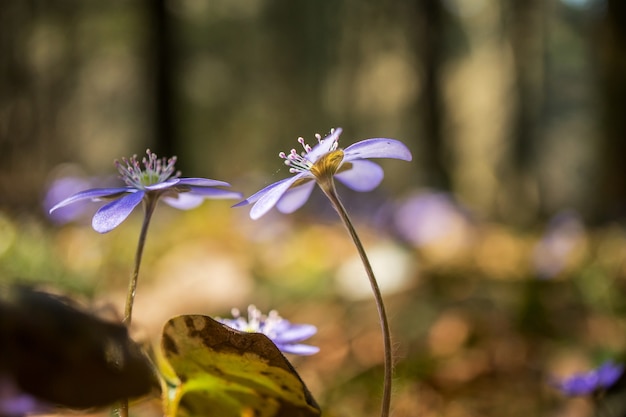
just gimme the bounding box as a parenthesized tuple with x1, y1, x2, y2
(1, 188, 625, 417)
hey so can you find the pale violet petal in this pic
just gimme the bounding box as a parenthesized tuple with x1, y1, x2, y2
(234, 176, 304, 219)
(250, 176, 302, 220)
(186, 187, 242, 199)
(277, 343, 320, 355)
(49, 187, 132, 213)
(144, 178, 180, 191)
(177, 178, 231, 187)
(162, 188, 241, 209)
(306, 127, 343, 161)
(343, 138, 412, 161)
(272, 324, 318, 344)
(162, 193, 205, 210)
(92, 191, 145, 233)
(233, 179, 292, 207)
(45, 177, 93, 213)
(217, 318, 240, 330)
(335, 159, 384, 192)
(276, 180, 316, 214)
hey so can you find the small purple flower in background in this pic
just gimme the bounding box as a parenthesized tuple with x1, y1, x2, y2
(393, 191, 470, 247)
(234, 128, 412, 219)
(533, 211, 586, 279)
(49, 150, 241, 233)
(44, 175, 98, 225)
(0, 375, 49, 417)
(553, 361, 624, 396)
(217, 305, 320, 355)
(44, 173, 120, 225)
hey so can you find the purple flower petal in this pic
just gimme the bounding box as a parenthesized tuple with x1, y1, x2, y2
(276, 180, 316, 214)
(0, 375, 50, 417)
(557, 375, 597, 396)
(335, 159, 384, 192)
(217, 305, 319, 356)
(307, 128, 343, 161)
(48, 187, 131, 213)
(162, 193, 206, 210)
(144, 178, 180, 191)
(218, 318, 243, 331)
(553, 361, 624, 396)
(236, 129, 412, 220)
(45, 177, 98, 224)
(277, 343, 320, 355)
(47, 150, 239, 233)
(234, 179, 290, 206)
(246, 176, 303, 220)
(272, 324, 318, 344)
(161, 188, 241, 209)
(598, 362, 624, 387)
(177, 178, 232, 187)
(92, 191, 145, 233)
(344, 138, 413, 162)
(393, 192, 465, 246)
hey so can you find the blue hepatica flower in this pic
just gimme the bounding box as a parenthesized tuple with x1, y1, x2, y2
(218, 305, 320, 355)
(553, 361, 624, 396)
(49, 150, 241, 233)
(234, 128, 412, 219)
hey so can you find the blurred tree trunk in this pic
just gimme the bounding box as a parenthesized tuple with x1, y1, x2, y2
(0, 2, 36, 211)
(596, 0, 626, 222)
(509, 0, 544, 175)
(0, 1, 78, 213)
(414, 0, 450, 189)
(147, 0, 177, 163)
(263, 0, 336, 132)
(502, 0, 546, 225)
(440, 1, 515, 218)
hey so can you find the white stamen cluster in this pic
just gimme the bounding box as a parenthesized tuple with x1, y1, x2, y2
(227, 305, 284, 339)
(279, 137, 315, 173)
(278, 130, 339, 174)
(116, 149, 180, 189)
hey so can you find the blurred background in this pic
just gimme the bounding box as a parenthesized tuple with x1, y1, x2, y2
(2, 0, 626, 416)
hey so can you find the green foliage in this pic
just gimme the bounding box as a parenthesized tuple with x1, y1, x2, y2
(159, 314, 321, 417)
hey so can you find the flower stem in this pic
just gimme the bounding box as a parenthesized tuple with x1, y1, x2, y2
(116, 195, 158, 417)
(123, 195, 157, 326)
(319, 180, 393, 417)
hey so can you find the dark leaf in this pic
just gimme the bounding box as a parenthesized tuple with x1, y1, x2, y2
(0, 284, 158, 409)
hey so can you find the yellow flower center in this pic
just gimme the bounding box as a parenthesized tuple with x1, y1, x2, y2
(310, 149, 344, 183)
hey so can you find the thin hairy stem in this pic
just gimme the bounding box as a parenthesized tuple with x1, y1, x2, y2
(318, 180, 393, 417)
(123, 195, 157, 326)
(116, 195, 158, 417)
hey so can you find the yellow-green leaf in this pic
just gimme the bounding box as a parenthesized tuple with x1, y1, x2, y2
(160, 314, 321, 417)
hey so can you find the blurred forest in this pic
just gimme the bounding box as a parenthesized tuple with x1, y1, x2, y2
(3, 0, 626, 417)
(2, 0, 626, 223)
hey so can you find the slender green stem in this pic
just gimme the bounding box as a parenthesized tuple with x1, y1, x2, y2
(123, 195, 157, 326)
(116, 195, 158, 417)
(319, 180, 393, 417)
